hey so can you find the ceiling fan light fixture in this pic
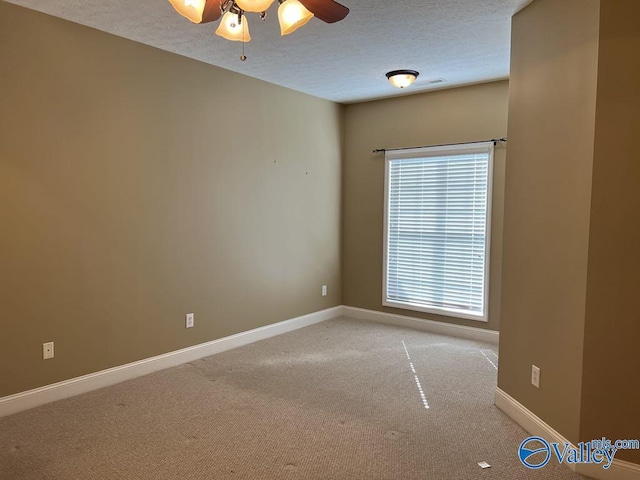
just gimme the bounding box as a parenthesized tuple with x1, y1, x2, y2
(168, 0, 349, 56)
(216, 11, 252, 42)
(386, 70, 420, 89)
(235, 0, 276, 13)
(278, 0, 314, 36)
(168, 0, 207, 23)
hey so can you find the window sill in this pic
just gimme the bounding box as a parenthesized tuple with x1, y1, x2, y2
(383, 299, 488, 323)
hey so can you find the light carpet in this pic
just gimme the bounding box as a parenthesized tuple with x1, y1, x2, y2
(0, 317, 586, 479)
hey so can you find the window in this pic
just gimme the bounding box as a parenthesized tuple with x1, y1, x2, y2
(383, 142, 493, 321)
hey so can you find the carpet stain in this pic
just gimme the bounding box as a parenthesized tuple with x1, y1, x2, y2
(9, 445, 21, 452)
(384, 430, 404, 440)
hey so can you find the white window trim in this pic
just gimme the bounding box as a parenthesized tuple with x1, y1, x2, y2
(382, 142, 494, 322)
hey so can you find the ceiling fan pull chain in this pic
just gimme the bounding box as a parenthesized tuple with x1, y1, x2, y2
(241, 16, 247, 61)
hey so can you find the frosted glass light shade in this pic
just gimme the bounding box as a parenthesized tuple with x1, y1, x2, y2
(168, 0, 209, 23)
(216, 12, 252, 42)
(278, 0, 314, 36)
(386, 70, 420, 88)
(235, 0, 275, 13)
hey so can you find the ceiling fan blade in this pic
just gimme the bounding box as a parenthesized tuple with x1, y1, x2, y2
(299, 0, 349, 23)
(200, 1, 223, 23)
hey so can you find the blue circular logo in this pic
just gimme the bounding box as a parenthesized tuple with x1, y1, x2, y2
(519, 436, 551, 469)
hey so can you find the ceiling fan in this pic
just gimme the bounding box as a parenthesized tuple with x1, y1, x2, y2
(168, 0, 349, 57)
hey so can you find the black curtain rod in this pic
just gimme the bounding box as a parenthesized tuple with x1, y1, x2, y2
(373, 137, 507, 154)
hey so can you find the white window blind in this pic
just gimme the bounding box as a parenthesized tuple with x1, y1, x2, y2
(383, 143, 493, 321)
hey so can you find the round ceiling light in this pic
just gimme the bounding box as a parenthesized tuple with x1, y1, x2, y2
(386, 70, 420, 89)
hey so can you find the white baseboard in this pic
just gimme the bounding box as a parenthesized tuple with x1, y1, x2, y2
(495, 387, 640, 480)
(0, 306, 342, 418)
(342, 306, 499, 344)
(494, 387, 576, 466)
(2, 305, 497, 418)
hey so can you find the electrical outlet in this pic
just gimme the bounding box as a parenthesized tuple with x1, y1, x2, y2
(531, 365, 540, 388)
(43, 342, 54, 360)
(185, 313, 194, 329)
(322, 285, 327, 297)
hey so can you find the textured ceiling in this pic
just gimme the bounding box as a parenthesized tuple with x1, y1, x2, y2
(4, 0, 533, 103)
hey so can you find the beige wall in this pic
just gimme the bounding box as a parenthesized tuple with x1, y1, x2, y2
(0, 3, 342, 398)
(580, 0, 640, 463)
(342, 81, 509, 331)
(498, 0, 600, 443)
(501, 0, 640, 461)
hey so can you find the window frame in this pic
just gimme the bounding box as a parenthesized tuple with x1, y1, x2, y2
(382, 142, 494, 322)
